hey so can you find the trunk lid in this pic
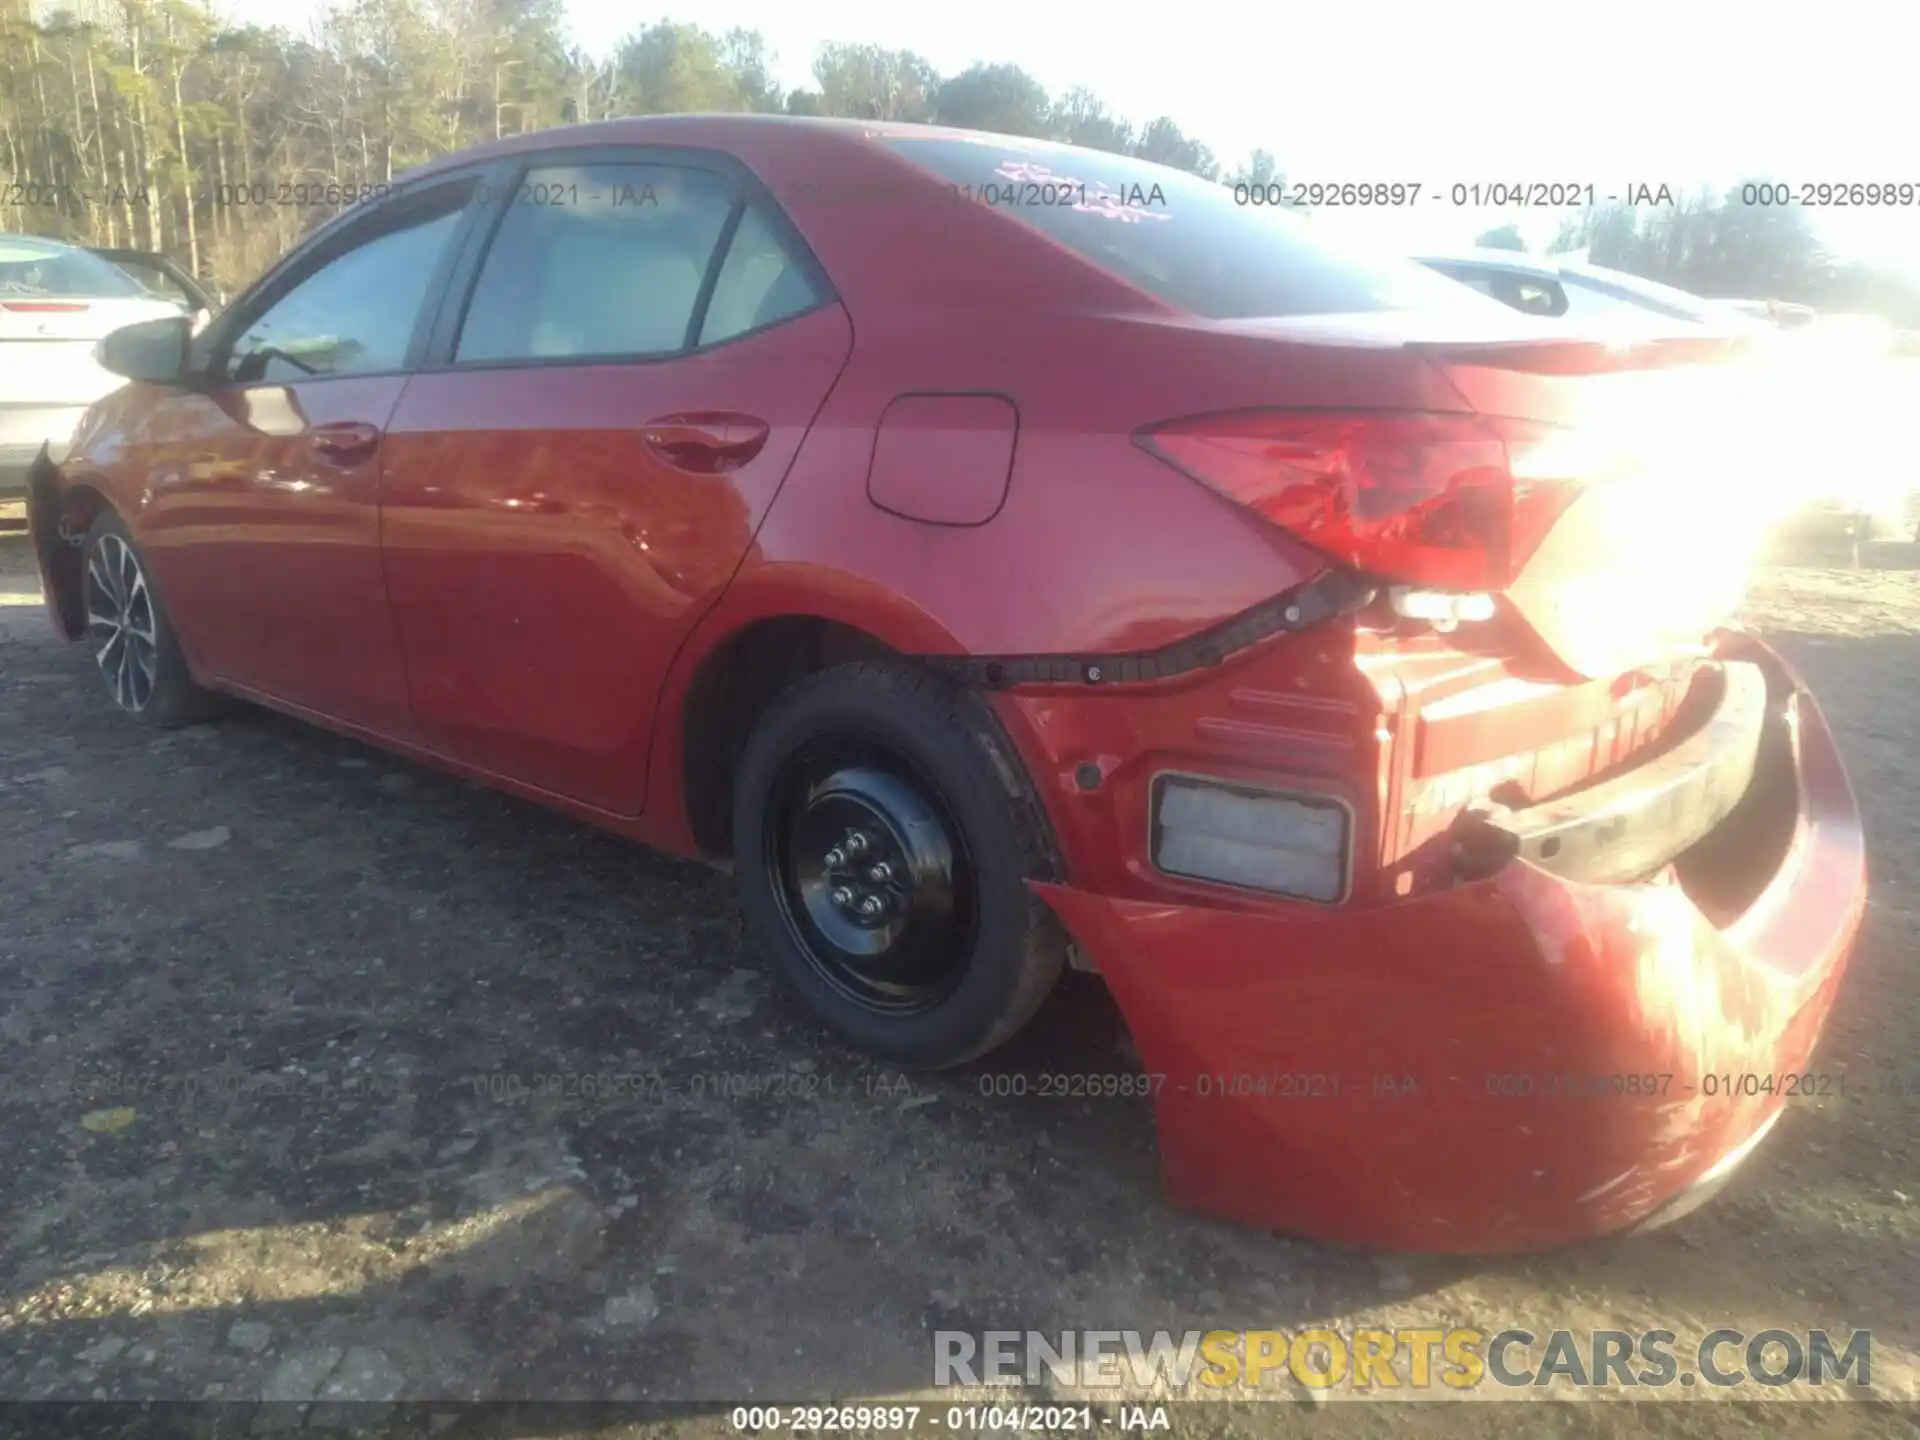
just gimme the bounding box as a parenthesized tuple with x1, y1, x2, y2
(1351, 331, 1778, 886)
(1414, 331, 1776, 680)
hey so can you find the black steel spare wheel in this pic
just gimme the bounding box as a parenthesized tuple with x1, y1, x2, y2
(768, 750, 976, 1015)
(731, 662, 1068, 1069)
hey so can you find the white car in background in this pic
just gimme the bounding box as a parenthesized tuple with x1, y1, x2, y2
(1414, 248, 1771, 334)
(1418, 248, 1920, 556)
(1, 234, 216, 498)
(1723, 297, 1818, 329)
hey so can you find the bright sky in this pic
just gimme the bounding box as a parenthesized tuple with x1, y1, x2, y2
(227, 0, 1920, 278)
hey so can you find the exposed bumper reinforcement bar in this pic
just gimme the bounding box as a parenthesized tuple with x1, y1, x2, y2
(1452, 659, 1767, 887)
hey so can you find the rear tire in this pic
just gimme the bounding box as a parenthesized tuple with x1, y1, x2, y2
(731, 662, 1067, 1069)
(81, 510, 223, 727)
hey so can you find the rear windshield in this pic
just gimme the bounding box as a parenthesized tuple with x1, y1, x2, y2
(880, 135, 1490, 320)
(0, 240, 147, 298)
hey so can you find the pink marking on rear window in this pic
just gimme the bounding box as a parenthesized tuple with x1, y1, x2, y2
(990, 158, 1173, 224)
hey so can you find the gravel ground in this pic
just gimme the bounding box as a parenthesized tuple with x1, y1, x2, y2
(0, 528, 1915, 1439)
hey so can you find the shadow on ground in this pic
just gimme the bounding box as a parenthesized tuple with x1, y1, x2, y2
(2, 540, 1915, 1427)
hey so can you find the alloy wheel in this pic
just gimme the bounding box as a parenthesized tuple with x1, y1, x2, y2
(84, 532, 159, 714)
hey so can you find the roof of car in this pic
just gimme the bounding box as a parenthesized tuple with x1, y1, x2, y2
(391, 113, 1108, 190)
(278, 115, 1189, 339)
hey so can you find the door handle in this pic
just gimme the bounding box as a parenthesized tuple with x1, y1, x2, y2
(310, 420, 382, 461)
(639, 412, 770, 475)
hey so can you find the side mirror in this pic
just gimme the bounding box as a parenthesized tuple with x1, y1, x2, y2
(96, 315, 192, 385)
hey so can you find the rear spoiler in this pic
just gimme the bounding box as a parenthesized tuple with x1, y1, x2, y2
(85, 247, 219, 313)
(1404, 332, 1759, 376)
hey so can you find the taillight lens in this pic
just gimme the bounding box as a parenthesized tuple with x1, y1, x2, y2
(1, 301, 89, 313)
(1135, 410, 1589, 591)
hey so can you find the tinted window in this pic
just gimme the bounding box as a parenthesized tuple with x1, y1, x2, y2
(227, 190, 469, 383)
(108, 257, 194, 306)
(1451, 268, 1566, 316)
(0, 240, 146, 298)
(881, 136, 1491, 320)
(1505, 279, 1563, 315)
(1427, 264, 1501, 299)
(699, 203, 824, 346)
(1558, 276, 1704, 325)
(456, 164, 735, 362)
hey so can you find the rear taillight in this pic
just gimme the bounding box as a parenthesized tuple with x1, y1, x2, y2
(1, 301, 89, 313)
(1135, 410, 1589, 591)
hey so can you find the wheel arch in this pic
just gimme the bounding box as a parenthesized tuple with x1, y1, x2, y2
(677, 613, 903, 857)
(656, 563, 1004, 862)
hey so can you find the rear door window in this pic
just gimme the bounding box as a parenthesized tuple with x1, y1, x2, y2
(698, 203, 827, 346)
(881, 135, 1490, 320)
(454, 163, 736, 363)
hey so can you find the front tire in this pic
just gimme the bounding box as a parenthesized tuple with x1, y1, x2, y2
(731, 662, 1068, 1069)
(81, 510, 222, 727)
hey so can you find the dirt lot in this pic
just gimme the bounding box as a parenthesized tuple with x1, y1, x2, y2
(0, 527, 1915, 1439)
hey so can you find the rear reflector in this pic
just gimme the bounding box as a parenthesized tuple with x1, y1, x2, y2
(1388, 587, 1496, 627)
(1, 302, 89, 313)
(1150, 774, 1350, 903)
(1135, 410, 1589, 591)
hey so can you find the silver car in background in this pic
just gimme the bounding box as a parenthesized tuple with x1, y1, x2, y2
(1418, 248, 1920, 556)
(0, 234, 214, 498)
(1415, 248, 1772, 333)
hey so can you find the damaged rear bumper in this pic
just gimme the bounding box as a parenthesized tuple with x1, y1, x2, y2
(1032, 634, 1866, 1254)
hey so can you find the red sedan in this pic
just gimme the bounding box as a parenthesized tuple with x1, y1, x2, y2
(25, 117, 1865, 1253)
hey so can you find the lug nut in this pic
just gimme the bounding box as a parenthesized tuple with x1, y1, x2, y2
(845, 831, 871, 856)
(858, 896, 885, 918)
(867, 862, 893, 883)
(831, 886, 855, 907)
(824, 847, 846, 868)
